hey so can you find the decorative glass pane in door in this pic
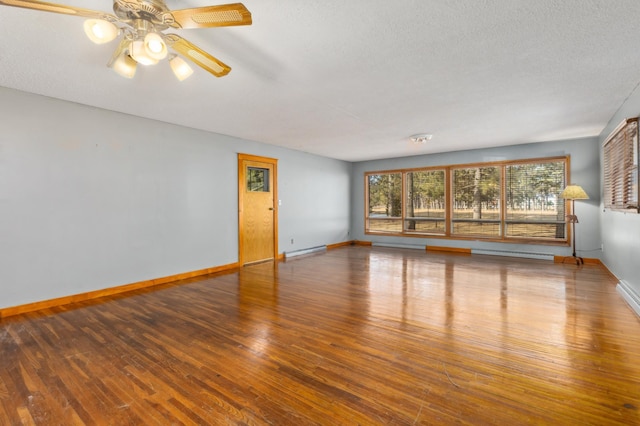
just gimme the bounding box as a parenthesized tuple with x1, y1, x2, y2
(247, 167, 270, 192)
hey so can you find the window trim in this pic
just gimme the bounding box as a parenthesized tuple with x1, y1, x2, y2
(364, 156, 569, 245)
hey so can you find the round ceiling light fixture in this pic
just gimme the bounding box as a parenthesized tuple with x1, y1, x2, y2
(409, 134, 433, 144)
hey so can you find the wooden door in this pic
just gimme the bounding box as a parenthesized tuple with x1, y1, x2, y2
(238, 154, 278, 265)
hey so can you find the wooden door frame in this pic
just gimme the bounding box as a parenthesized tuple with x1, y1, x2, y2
(238, 153, 279, 265)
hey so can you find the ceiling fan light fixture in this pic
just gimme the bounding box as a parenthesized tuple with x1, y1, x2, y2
(144, 32, 168, 60)
(83, 19, 118, 44)
(169, 55, 194, 81)
(0, 0, 253, 80)
(130, 39, 158, 66)
(112, 52, 137, 79)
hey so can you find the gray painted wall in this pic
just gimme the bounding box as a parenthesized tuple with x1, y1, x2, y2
(599, 84, 640, 297)
(351, 138, 601, 258)
(0, 87, 351, 309)
(4, 81, 633, 312)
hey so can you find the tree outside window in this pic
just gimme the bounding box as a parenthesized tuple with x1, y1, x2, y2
(365, 156, 568, 243)
(367, 172, 402, 232)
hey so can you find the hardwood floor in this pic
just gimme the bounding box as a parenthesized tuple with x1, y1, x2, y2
(1, 246, 640, 425)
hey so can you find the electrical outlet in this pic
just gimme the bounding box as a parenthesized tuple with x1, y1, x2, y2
(291, 238, 294, 244)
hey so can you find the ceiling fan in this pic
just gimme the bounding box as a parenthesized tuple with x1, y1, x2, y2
(0, 0, 252, 80)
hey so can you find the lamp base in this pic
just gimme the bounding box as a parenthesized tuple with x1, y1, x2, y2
(561, 255, 584, 265)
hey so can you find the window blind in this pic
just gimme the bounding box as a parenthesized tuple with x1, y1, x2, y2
(603, 118, 639, 211)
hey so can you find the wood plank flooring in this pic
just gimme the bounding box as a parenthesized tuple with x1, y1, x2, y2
(1, 246, 640, 425)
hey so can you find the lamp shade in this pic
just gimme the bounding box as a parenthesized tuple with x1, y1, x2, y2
(130, 39, 158, 66)
(112, 52, 137, 79)
(560, 184, 589, 200)
(83, 19, 118, 44)
(170, 56, 193, 81)
(144, 32, 168, 61)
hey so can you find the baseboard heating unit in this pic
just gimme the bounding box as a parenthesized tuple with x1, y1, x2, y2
(284, 245, 327, 259)
(471, 249, 554, 261)
(617, 280, 640, 318)
(372, 242, 425, 250)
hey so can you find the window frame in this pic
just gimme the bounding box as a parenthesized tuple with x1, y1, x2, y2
(364, 156, 569, 245)
(365, 171, 403, 234)
(603, 117, 639, 212)
(404, 169, 447, 235)
(451, 165, 502, 238)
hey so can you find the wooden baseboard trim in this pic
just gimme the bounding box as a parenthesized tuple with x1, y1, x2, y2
(327, 241, 353, 250)
(0, 262, 240, 320)
(353, 240, 373, 246)
(426, 245, 472, 254)
(553, 256, 602, 265)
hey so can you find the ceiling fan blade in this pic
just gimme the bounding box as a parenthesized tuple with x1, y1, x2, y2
(0, 0, 117, 21)
(166, 2, 251, 29)
(165, 34, 231, 77)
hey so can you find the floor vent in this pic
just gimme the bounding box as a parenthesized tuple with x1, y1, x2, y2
(471, 249, 554, 261)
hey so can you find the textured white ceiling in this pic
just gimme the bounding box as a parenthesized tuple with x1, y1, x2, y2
(1, 0, 640, 161)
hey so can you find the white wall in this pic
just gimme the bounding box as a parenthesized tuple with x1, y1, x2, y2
(599, 84, 640, 301)
(351, 138, 601, 257)
(0, 87, 351, 309)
